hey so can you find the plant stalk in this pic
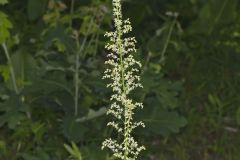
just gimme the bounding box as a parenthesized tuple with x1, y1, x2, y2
(160, 16, 177, 64)
(74, 19, 94, 116)
(1, 42, 19, 94)
(70, 0, 75, 28)
(115, 11, 130, 160)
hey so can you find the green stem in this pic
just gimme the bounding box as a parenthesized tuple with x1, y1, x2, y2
(69, 0, 77, 92)
(159, 16, 177, 64)
(74, 19, 94, 116)
(124, 111, 130, 160)
(208, 0, 228, 34)
(74, 38, 80, 116)
(116, 23, 128, 160)
(1, 43, 19, 94)
(70, 0, 75, 28)
(116, 16, 129, 160)
(142, 51, 152, 75)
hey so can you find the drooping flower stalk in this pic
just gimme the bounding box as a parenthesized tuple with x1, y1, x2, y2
(102, 0, 145, 159)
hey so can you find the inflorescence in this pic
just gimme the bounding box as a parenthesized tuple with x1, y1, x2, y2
(102, 0, 145, 159)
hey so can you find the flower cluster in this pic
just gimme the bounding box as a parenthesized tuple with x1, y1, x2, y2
(102, 0, 145, 159)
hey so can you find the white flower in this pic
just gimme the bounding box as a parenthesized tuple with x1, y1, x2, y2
(102, 0, 145, 159)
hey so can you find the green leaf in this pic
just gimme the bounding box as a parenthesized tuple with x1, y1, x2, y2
(43, 25, 74, 51)
(0, 94, 28, 129)
(4, 51, 38, 91)
(0, 140, 6, 153)
(20, 148, 50, 160)
(0, 0, 8, 5)
(76, 108, 107, 123)
(0, 65, 10, 81)
(64, 142, 83, 160)
(64, 144, 75, 156)
(145, 110, 187, 136)
(142, 72, 183, 109)
(157, 80, 183, 109)
(27, 0, 48, 21)
(190, 0, 238, 34)
(0, 12, 12, 43)
(138, 97, 187, 136)
(62, 116, 88, 143)
(81, 143, 108, 160)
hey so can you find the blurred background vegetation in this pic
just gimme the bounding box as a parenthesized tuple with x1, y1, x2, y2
(0, 0, 240, 159)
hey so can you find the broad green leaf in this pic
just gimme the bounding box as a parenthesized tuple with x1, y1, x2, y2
(0, 65, 10, 81)
(0, 12, 12, 43)
(0, 94, 28, 129)
(138, 97, 187, 136)
(144, 110, 187, 136)
(62, 116, 88, 143)
(142, 72, 183, 109)
(0, 0, 8, 5)
(4, 52, 38, 92)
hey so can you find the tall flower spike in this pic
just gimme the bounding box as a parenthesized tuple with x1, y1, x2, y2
(102, 0, 145, 159)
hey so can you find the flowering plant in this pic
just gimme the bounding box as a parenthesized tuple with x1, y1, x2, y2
(102, 0, 145, 159)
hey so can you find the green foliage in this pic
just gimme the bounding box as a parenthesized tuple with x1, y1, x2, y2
(0, 0, 8, 5)
(190, 0, 238, 34)
(62, 116, 88, 143)
(0, 94, 28, 129)
(27, 0, 48, 21)
(0, 64, 10, 81)
(0, 12, 12, 43)
(64, 142, 83, 160)
(140, 106, 187, 136)
(236, 107, 240, 125)
(0, 0, 240, 159)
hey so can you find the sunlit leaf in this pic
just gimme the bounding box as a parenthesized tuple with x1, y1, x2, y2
(0, 0, 8, 5)
(0, 12, 12, 43)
